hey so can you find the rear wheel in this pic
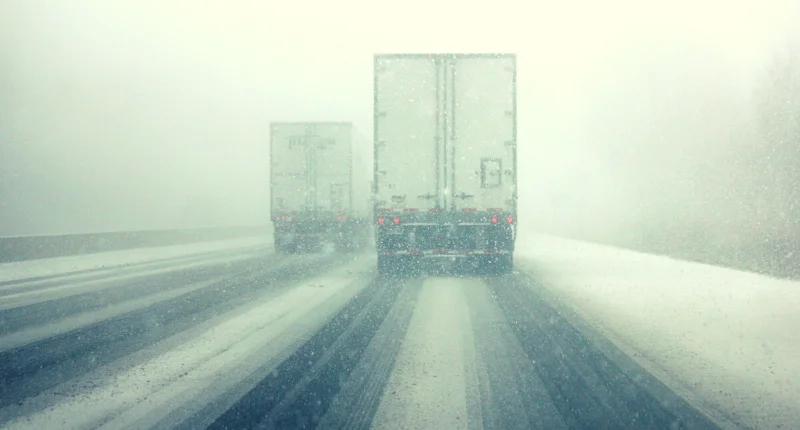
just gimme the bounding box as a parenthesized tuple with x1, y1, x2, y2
(274, 237, 285, 253)
(481, 254, 513, 275)
(497, 254, 513, 274)
(377, 254, 394, 274)
(274, 236, 296, 254)
(377, 254, 413, 275)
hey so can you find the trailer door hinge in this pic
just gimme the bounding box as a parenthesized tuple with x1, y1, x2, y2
(417, 192, 437, 200)
(454, 192, 474, 200)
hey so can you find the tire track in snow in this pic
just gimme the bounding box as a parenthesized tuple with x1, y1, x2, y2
(204, 275, 415, 430)
(315, 275, 422, 430)
(463, 278, 568, 430)
(0, 259, 375, 430)
(0, 245, 268, 294)
(0, 252, 348, 410)
(487, 272, 720, 430)
(0, 277, 224, 353)
(0, 249, 268, 311)
(0, 252, 276, 335)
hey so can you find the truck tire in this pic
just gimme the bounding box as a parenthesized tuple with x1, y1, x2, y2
(378, 254, 411, 275)
(377, 255, 394, 274)
(274, 237, 295, 254)
(497, 254, 513, 275)
(482, 254, 513, 275)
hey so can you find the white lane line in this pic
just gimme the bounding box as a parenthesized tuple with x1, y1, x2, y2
(3, 258, 371, 430)
(0, 252, 264, 311)
(371, 277, 477, 430)
(0, 278, 222, 353)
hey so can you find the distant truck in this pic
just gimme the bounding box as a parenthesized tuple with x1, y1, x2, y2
(373, 54, 517, 274)
(270, 122, 371, 253)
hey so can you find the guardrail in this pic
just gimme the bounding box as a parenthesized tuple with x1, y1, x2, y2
(0, 225, 270, 263)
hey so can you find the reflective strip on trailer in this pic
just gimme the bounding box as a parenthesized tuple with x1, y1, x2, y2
(378, 250, 511, 255)
(376, 207, 511, 214)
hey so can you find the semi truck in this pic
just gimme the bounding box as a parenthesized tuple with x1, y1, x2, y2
(270, 122, 371, 253)
(373, 53, 517, 274)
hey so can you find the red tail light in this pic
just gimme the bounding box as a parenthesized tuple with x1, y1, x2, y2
(378, 217, 385, 224)
(507, 217, 514, 223)
(491, 217, 498, 223)
(393, 217, 400, 224)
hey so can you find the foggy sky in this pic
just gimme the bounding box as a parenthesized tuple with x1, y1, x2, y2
(1, 0, 799, 238)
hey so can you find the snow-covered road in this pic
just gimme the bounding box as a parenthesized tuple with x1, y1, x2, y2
(0, 234, 796, 429)
(518, 234, 800, 430)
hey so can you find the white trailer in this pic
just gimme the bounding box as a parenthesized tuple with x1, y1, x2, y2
(373, 54, 517, 273)
(270, 122, 371, 252)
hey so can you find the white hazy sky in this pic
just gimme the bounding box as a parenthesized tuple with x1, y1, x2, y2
(1, 0, 799, 235)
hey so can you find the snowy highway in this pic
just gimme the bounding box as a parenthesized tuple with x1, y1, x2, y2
(0, 235, 797, 429)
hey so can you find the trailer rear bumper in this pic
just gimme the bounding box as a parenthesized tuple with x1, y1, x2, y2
(378, 250, 511, 256)
(374, 220, 516, 253)
(376, 251, 513, 275)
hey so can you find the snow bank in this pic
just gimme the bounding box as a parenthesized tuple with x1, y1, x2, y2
(517, 233, 800, 429)
(0, 236, 270, 283)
